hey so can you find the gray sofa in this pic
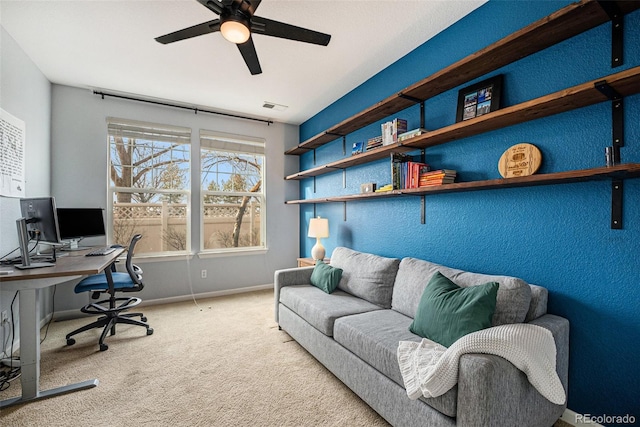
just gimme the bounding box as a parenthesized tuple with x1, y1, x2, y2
(274, 247, 569, 427)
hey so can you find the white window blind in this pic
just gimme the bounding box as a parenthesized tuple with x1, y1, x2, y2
(107, 118, 191, 145)
(200, 130, 265, 154)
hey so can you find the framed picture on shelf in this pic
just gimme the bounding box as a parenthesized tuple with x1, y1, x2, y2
(352, 141, 365, 155)
(456, 74, 503, 122)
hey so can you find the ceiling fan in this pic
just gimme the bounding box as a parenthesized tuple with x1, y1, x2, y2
(155, 0, 331, 75)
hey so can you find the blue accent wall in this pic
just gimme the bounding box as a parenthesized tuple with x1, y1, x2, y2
(298, 0, 639, 421)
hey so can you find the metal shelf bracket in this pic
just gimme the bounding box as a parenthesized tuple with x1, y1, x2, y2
(595, 80, 626, 229)
(611, 180, 623, 229)
(595, 80, 624, 158)
(597, 1, 624, 67)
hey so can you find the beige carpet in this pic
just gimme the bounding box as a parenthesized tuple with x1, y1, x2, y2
(0, 289, 389, 427)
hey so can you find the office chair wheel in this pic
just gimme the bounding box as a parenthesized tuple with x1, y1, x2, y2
(147, 328, 154, 335)
(67, 338, 76, 346)
(100, 343, 109, 351)
(141, 316, 147, 322)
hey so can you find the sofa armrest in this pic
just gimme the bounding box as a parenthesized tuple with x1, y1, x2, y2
(274, 266, 314, 323)
(456, 314, 569, 427)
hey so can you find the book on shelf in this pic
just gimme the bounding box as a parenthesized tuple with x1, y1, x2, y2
(418, 169, 457, 187)
(398, 128, 428, 143)
(390, 152, 430, 190)
(382, 118, 408, 145)
(375, 184, 393, 192)
(352, 141, 365, 155)
(366, 135, 383, 151)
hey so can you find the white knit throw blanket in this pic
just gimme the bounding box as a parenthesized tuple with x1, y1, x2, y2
(397, 323, 566, 405)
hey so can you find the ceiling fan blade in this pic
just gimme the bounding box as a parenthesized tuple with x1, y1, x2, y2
(251, 16, 331, 46)
(155, 20, 221, 44)
(237, 36, 262, 75)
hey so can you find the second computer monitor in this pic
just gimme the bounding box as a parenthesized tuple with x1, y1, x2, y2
(20, 197, 62, 245)
(56, 208, 106, 249)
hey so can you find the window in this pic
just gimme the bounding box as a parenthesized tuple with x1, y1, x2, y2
(200, 130, 265, 252)
(108, 118, 191, 255)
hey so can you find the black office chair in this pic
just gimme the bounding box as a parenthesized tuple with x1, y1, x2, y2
(66, 234, 153, 351)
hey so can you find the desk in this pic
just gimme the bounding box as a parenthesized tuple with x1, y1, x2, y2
(0, 248, 124, 408)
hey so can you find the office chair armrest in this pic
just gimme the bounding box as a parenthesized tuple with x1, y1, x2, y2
(132, 264, 143, 275)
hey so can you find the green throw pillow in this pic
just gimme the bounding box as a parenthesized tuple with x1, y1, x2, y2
(310, 261, 343, 294)
(409, 271, 499, 347)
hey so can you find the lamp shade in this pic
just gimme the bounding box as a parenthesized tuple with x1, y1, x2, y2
(308, 217, 329, 239)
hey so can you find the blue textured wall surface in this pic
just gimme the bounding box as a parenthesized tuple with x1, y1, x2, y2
(297, 0, 639, 422)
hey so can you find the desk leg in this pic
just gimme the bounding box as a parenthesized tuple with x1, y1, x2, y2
(0, 288, 98, 408)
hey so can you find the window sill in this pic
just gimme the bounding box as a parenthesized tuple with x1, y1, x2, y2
(132, 253, 195, 263)
(197, 248, 268, 259)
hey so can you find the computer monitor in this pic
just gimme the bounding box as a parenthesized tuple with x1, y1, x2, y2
(20, 197, 62, 245)
(56, 208, 106, 249)
(16, 197, 62, 269)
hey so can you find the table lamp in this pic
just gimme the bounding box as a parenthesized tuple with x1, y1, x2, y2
(308, 216, 329, 261)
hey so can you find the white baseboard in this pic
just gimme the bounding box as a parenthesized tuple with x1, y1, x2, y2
(142, 283, 273, 307)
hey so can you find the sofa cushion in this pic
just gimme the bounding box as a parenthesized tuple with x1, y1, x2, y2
(330, 247, 400, 309)
(392, 257, 532, 326)
(525, 284, 548, 322)
(333, 309, 458, 417)
(279, 285, 382, 336)
(310, 261, 343, 294)
(409, 271, 499, 347)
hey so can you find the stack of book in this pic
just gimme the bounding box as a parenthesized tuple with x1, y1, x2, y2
(375, 184, 393, 192)
(398, 128, 427, 143)
(390, 152, 431, 190)
(366, 135, 383, 151)
(419, 169, 457, 187)
(382, 118, 408, 145)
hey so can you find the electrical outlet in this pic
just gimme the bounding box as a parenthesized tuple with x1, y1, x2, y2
(1, 311, 8, 324)
(201, 270, 207, 279)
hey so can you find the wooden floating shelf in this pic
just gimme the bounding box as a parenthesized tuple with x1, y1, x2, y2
(285, 66, 640, 181)
(285, 0, 640, 156)
(285, 164, 640, 204)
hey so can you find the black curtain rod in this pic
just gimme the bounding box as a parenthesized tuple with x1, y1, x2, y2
(93, 91, 273, 125)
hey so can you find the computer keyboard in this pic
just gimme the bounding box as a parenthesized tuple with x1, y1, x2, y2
(85, 247, 116, 257)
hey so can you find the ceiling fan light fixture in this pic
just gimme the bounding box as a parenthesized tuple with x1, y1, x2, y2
(220, 18, 250, 44)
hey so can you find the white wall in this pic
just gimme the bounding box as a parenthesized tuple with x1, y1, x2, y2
(51, 85, 300, 311)
(0, 26, 52, 357)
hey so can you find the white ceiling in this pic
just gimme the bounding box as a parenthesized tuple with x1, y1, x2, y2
(1, 0, 486, 125)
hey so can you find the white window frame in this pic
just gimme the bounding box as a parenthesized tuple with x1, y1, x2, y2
(107, 117, 191, 257)
(199, 129, 266, 255)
